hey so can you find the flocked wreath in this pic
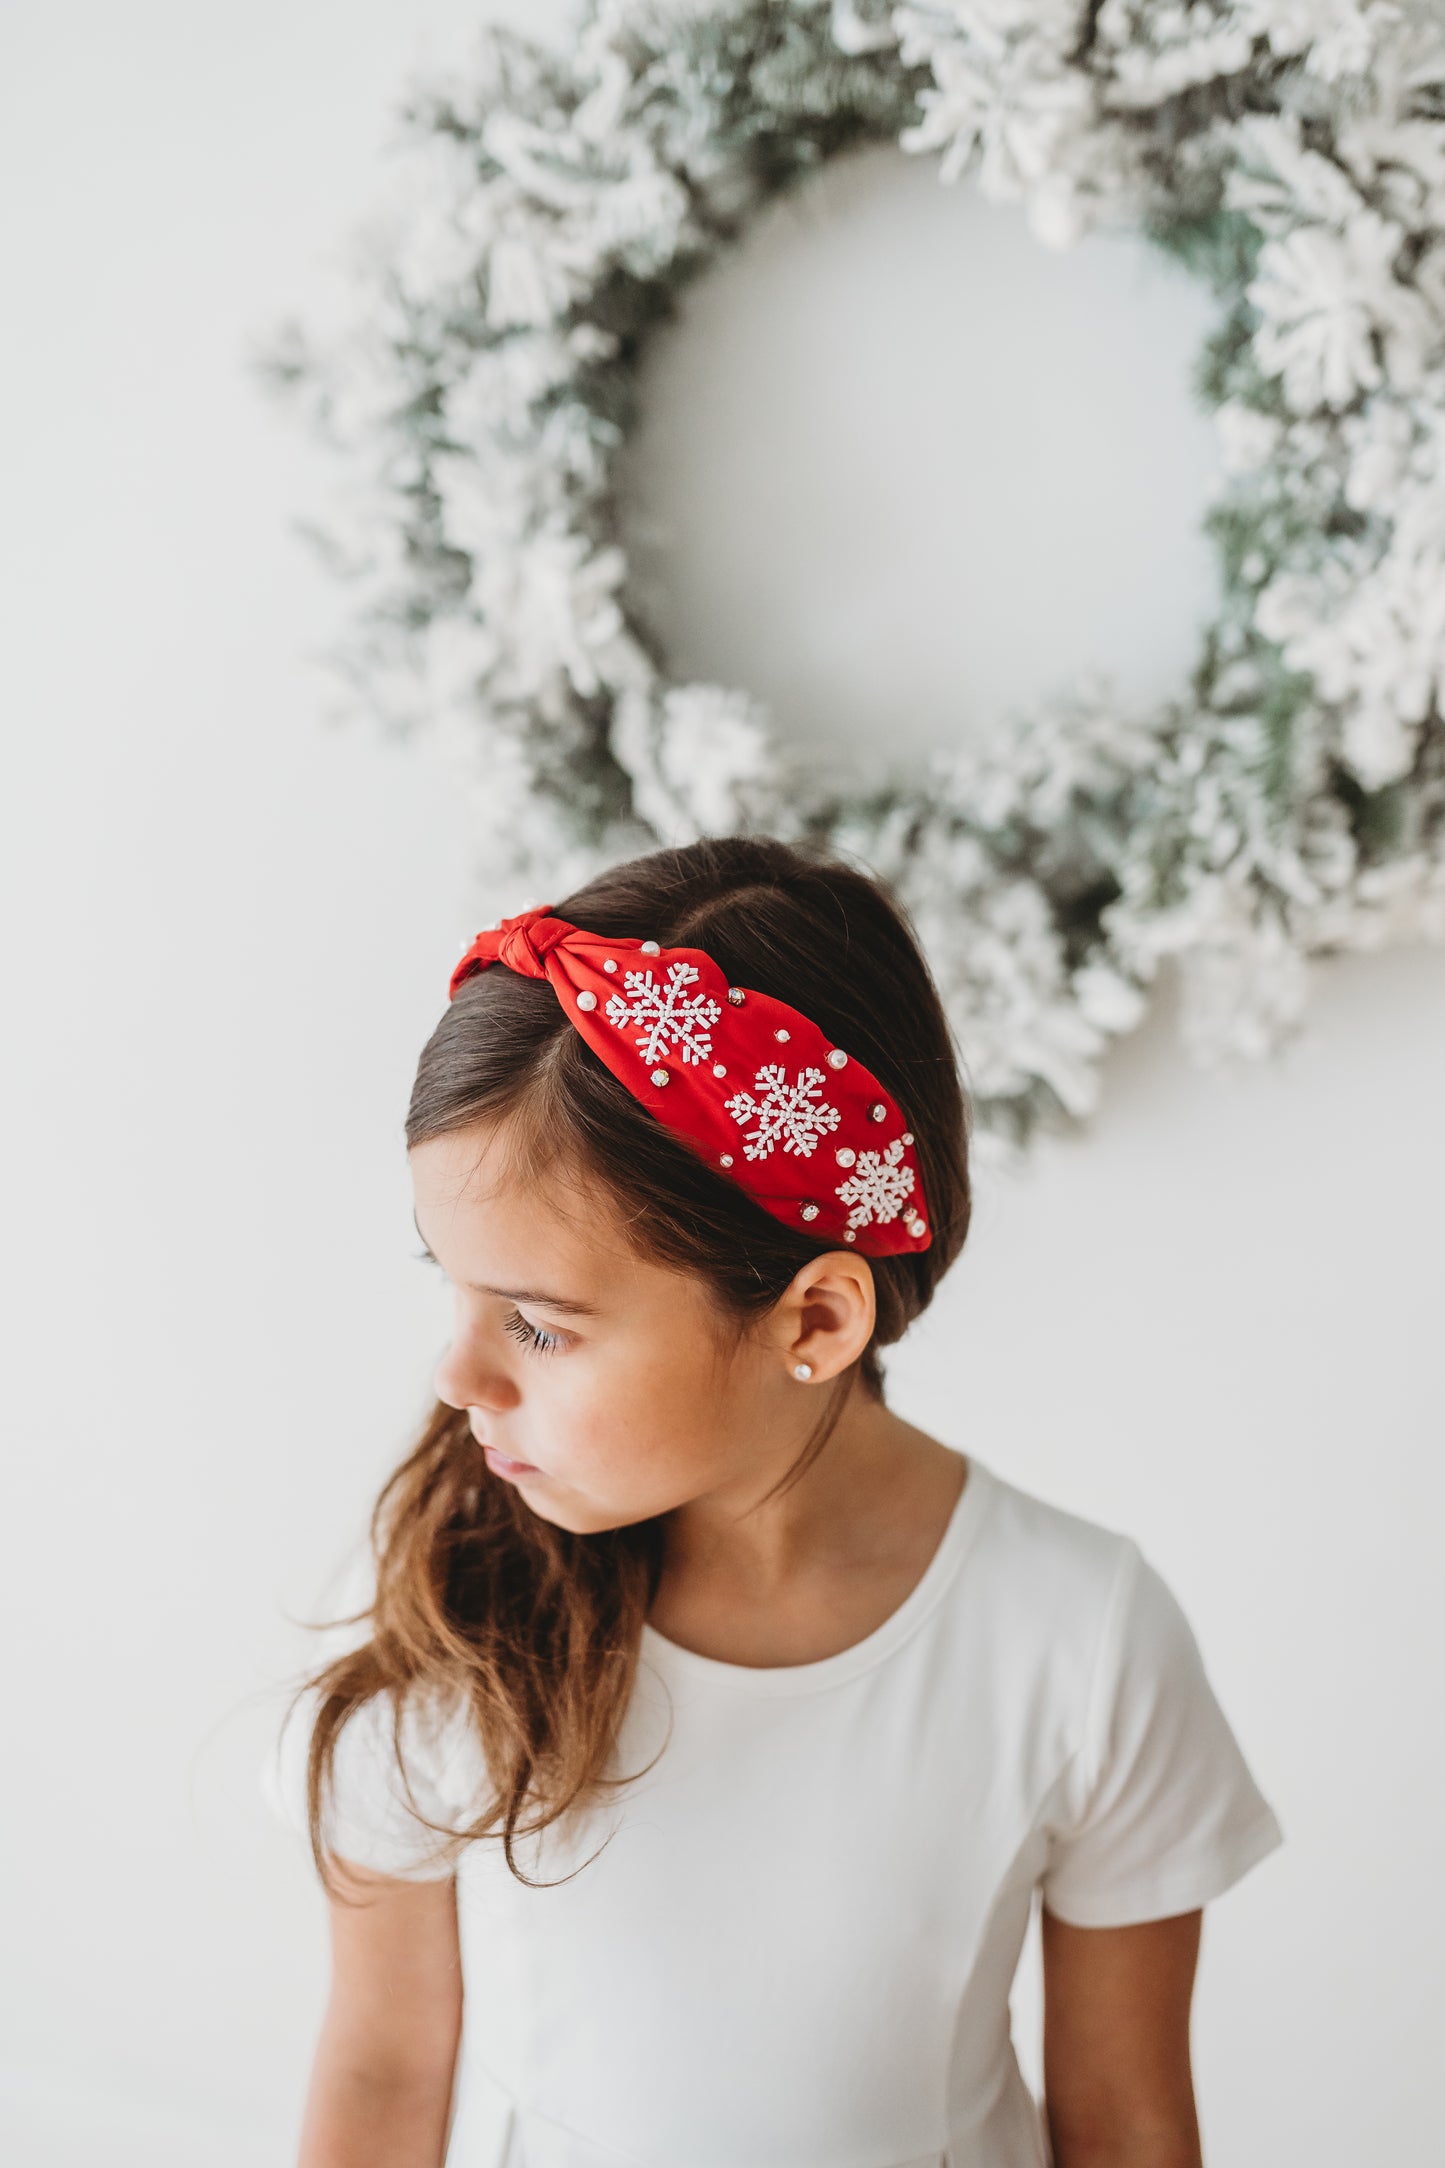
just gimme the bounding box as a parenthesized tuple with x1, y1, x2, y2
(255, 0, 1445, 1159)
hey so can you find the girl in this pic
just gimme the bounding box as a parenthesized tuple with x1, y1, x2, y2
(267, 834, 1284, 2168)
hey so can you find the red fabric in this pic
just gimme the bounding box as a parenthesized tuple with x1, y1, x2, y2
(448, 906, 932, 1257)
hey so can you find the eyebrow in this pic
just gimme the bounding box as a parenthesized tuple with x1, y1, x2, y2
(412, 1210, 602, 1317)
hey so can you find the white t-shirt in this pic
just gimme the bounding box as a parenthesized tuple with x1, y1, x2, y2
(264, 1451, 1285, 2167)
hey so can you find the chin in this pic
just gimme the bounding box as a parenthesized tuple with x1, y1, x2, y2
(531, 1493, 659, 1537)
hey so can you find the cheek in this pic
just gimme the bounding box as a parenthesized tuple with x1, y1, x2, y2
(560, 1338, 745, 1476)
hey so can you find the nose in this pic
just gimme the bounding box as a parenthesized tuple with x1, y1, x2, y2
(434, 1331, 521, 1416)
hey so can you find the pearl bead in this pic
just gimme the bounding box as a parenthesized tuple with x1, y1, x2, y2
(575, 990, 597, 1011)
(835, 1147, 856, 1167)
(640, 939, 661, 955)
(800, 1202, 819, 1221)
(774, 1027, 790, 1042)
(712, 1063, 727, 1077)
(826, 1048, 847, 1068)
(844, 1229, 856, 1243)
(719, 1153, 734, 1167)
(902, 1131, 914, 1145)
(870, 1102, 887, 1122)
(603, 958, 618, 973)
(651, 1068, 669, 1086)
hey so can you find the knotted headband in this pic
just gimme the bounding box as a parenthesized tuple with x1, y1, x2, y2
(448, 906, 931, 1257)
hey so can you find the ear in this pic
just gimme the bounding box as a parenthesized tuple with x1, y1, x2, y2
(769, 1250, 876, 1383)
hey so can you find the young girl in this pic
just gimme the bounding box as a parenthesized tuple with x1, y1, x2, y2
(267, 834, 1284, 2168)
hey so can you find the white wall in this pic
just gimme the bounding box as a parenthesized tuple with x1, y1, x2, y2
(2, 4, 1441, 2163)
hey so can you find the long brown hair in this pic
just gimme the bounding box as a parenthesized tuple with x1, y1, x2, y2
(297, 836, 974, 1894)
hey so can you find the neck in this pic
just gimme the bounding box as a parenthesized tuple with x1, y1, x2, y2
(656, 1381, 962, 1593)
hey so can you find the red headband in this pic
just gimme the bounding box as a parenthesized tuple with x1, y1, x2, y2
(448, 906, 932, 1256)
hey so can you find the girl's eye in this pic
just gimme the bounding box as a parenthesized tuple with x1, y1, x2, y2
(415, 1251, 565, 1355)
(503, 1308, 566, 1357)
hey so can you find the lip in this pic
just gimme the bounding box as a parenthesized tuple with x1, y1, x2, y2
(483, 1444, 542, 1480)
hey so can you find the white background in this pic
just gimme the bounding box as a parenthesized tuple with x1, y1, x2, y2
(3, 3, 1443, 2162)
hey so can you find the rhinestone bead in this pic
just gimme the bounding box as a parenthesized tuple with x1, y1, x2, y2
(651, 1068, 669, 1087)
(719, 1153, 734, 1168)
(727, 987, 745, 1005)
(870, 1102, 887, 1122)
(640, 939, 661, 955)
(712, 1063, 727, 1078)
(603, 958, 618, 974)
(826, 1048, 847, 1069)
(800, 1202, 819, 1221)
(774, 1027, 790, 1043)
(835, 1147, 856, 1168)
(575, 990, 597, 1011)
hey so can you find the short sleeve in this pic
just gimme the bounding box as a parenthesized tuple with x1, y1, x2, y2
(259, 1554, 486, 1882)
(1039, 1538, 1285, 1928)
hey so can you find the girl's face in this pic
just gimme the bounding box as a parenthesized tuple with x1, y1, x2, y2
(409, 1121, 861, 1535)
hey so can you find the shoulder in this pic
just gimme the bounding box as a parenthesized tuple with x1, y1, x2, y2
(959, 1459, 1213, 1763)
(262, 1549, 489, 1882)
(970, 1465, 1244, 1734)
(949, 1464, 1285, 1925)
(965, 1455, 1140, 1654)
(915, 1457, 1146, 1779)
(972, 1456, 1133, 1568)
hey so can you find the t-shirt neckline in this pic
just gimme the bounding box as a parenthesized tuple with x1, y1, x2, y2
(638, 1452, 994, 1697)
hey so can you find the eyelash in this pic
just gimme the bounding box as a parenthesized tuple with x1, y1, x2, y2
(503, 1308, 565, 1357)
(414, 1250, 565, 1356)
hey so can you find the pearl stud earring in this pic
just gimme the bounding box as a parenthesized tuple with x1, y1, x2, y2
(792, 1360, 813, 1381)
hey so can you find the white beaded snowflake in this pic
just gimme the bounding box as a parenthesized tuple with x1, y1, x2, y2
(605, 960, 721, 1065)
(724, 1064, 842, 1161)
(835, 1136, 915, 1231)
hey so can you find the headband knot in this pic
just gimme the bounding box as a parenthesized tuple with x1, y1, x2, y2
(456, 907, 577, 986)
(497, 909, 575, 978)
